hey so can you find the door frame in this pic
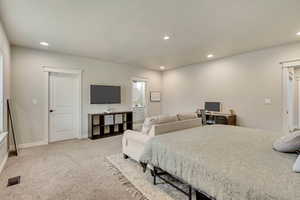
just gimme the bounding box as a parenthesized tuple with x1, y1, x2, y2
(296, 76, 300, 129)
(281, 60, 300, 134)
(43, 67, 83, 143)
(0, 49, 4, 132)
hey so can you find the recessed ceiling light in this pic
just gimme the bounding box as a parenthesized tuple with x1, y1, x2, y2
(207, 54, 214, 58)
(163, 35, 170, 40)
(40, 42, 49, 46)
(160, 66, 165, 70)
(297, 32, 300, 36)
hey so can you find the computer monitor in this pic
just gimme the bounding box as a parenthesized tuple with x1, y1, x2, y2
(205, 102, 221, 112)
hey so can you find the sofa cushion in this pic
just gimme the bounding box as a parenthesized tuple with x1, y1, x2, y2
(151, 118, 202, 136)
(273, 131, 300, 153)
(141, 115, 178, 134)
(177, 112, 198, 121)
(156, 115, 178, 124)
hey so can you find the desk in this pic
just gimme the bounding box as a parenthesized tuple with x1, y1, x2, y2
(199, 112, 237, 126)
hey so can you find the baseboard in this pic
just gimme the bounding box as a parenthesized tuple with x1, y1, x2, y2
(0, 152, 8, 174)
(18, 137, 90, 148)
(18, 133, 90, 149)
(80, 135, 88, 139)
(80, 132, 88, 139)
(18, 140, 48, 149)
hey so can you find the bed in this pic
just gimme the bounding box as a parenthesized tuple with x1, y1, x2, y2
(139, 125, 300, 200)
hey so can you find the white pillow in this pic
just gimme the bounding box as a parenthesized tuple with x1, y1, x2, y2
(177, 112, 198, 121)
(293, 155, 300, 173)
(273, 131, 300, 153)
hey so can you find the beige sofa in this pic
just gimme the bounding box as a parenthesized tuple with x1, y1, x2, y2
(122, 113, 202, 161)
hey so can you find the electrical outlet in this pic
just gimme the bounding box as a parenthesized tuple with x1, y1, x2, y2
(32, 99, 38, 105)
(264, 98, 272, 105)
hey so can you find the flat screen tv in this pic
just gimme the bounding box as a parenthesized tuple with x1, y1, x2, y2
(90, 85, 121, 104)
(204, 102, 221, 112)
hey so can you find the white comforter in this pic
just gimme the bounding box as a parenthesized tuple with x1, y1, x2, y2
(140, 125, 300, 200)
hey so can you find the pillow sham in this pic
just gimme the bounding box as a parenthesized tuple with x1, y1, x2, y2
(177, 112, 198, 121)
(273, 131, 300, 153)
(293, 155, 300, 173)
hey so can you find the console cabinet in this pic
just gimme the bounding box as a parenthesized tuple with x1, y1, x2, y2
(88, 111, 133, 139)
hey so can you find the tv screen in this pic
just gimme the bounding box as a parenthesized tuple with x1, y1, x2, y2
(90, 85, 121, 104)
(205, 102, 221, 112)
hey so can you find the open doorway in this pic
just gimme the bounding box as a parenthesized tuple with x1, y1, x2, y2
(131, 78, 147, 129)
(282, 60, 300, 134)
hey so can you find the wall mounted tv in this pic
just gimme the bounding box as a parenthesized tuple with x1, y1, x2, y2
(90, 85, 121, 104)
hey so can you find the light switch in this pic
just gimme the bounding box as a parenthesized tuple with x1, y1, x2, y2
(32, 99, 38, 105)
(264, 98, 272, 105)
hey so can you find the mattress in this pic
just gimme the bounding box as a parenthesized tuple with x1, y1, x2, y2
(140, 125, 300, 200)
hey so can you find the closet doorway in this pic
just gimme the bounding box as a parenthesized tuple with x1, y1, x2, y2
(43, 67, 82, 143)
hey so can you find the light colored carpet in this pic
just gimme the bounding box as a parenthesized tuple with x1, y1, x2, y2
(0, 135, 140, 200)
(107, 154, 196, 200)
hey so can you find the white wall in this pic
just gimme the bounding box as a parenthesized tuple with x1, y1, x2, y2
(11, 46, 162, 145)
(162, 42, 300, 132)
(0, 21, 10, 173)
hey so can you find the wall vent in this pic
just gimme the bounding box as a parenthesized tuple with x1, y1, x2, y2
(7, 176, 21, 187)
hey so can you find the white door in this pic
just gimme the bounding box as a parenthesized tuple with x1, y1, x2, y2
(49, 72, 79, 142)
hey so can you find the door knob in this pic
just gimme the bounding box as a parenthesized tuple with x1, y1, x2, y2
(49, 109, 55, 113)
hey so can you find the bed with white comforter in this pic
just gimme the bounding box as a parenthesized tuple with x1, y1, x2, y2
(140, 125, 300, 200)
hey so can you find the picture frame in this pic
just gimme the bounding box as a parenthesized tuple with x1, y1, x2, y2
(150, 91, 161, 102)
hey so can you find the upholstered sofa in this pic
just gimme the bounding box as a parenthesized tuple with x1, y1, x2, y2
(122, 113, 202, 161)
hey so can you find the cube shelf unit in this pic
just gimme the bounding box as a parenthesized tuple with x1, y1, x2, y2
(88, 111, 133, 140)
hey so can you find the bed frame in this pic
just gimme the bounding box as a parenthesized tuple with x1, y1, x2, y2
(140, 163, 213, 200)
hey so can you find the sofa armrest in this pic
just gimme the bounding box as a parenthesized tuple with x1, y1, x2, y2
(122, 130, 151, 161)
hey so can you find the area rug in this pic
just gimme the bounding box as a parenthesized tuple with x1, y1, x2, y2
(106, 154, 196, 200)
